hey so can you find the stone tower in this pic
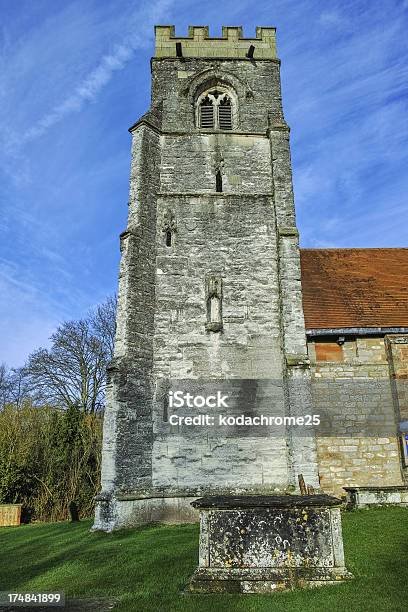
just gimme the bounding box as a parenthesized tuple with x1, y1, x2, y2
(94, 25, 320, 531)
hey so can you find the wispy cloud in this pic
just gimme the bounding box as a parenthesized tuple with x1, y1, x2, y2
(281, 1, 408, 248)
(319, 10, 347, 28)
(3, 0, 173, 155)
(22, 0, 172, 144)
(0, 0, 174, 366)
(22, 44, 135, 142)
(1, 0, 407, 368)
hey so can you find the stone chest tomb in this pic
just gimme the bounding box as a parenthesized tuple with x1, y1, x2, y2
(188, 495, 352, 593)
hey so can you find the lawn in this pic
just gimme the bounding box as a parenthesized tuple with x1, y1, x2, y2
(0, 507, 407, 611)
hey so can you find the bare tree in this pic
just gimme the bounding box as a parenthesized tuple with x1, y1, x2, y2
(24, 296, 116, 413)
(89, 294, 116, 360)
(0, 363, 11, 409)
(0, 364, 31, 409)
(8, 368, 30, 407)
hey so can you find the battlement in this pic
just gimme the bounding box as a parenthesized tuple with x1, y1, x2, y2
(154, 25, 277, 60)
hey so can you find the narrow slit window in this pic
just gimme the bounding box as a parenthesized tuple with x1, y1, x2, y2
(165, 230, 172, 247)
(216, 170, 223, 193)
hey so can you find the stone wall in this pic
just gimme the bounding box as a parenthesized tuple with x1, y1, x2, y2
(99, 123, 161, 496)
(386, 335, 408, 423)
(159, 134, 272, 194)
(309, 336, 405, 497)
(152, 189, 290, 490)
(154, 26, 277, 60)
(94, 27, 321, 530)
(386, 334, 408, 482)
(151, 57, 284, 135)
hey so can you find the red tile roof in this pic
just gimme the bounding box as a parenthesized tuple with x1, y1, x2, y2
(300, 249, 408, 330)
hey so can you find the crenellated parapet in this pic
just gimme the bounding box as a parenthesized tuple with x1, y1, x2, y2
(154, 25, 277, 59)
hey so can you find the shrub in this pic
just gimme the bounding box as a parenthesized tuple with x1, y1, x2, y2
(0, 402, 102, 521)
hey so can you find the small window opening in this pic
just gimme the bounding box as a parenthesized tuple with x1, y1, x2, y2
(200, 96, 214, 129)
(218, 97, 232, 130)
(198, 90, 234, 130)
(216, 170, 223, 193)
(165, 230, 172, 247)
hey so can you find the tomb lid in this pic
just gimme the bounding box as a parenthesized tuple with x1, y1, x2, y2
(191, 494, 342, 509)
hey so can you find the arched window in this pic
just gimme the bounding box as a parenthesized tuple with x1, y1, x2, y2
(197, 88, 236, 130)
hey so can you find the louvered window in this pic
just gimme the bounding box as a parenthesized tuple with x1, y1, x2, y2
(197, 89, 235, 130)
(218, 99, 232, 130)
(200, 97, 214, 128)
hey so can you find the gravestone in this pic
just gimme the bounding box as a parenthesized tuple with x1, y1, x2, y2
(188, 495, 353, 593)
(68, 501, 80, 522)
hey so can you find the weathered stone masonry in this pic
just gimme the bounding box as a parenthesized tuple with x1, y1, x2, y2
(309, 336, 406, 497)
(94, 26, 320, 531)
(300, 248, 408, 498)
(94, 27, 408, 530)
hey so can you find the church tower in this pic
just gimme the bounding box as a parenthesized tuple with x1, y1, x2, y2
(94, 26, 320, 531)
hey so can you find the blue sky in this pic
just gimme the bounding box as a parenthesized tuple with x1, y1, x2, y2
(1, 0, 407, 367)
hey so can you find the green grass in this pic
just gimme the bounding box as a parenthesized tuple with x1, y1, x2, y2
(0, 507, 407, 611)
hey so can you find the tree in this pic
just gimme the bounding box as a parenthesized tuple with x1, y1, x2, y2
(24, 296, 116, 413)
(0, 364, 29, 409)
(0, 402, 103, 521)
(8, 367, 30, 408)
(89, 294, 116, 359)
(0, 363, 11, 409)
